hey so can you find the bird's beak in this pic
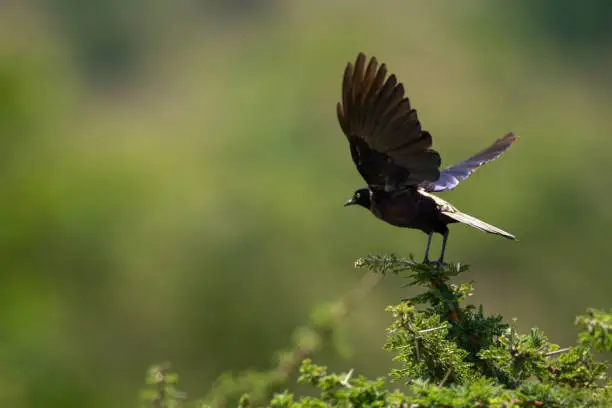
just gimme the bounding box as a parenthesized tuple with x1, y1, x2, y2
(344, 198, 356, 207)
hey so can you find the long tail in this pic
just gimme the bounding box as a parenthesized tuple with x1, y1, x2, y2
(442, 210, 516, 240)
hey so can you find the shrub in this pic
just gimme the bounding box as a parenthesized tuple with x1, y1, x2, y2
(142, 255, 611, 407)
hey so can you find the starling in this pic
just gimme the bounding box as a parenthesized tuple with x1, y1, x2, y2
(338, 52, 517, 264)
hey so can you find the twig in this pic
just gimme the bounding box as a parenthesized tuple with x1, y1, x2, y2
(275, 272, 383, 379)
(212, 287, 373, 408)
(438, 368, 452, 388)
(153, 363, 169, 408)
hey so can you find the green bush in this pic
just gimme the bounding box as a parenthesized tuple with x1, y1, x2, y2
(142, 255, 611, 407)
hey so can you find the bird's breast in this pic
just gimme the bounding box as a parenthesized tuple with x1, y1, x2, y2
(370, 190, 422, 227)
(369, 189, 449, 234)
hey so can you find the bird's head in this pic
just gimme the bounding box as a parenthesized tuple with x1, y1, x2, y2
(344, 187, 371, 209)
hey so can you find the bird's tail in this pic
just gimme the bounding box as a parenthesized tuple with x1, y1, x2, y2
(442, 210, 516, 240)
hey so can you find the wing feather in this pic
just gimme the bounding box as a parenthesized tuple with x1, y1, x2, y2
(337, 52, 441, 189)
(421, 132, 517, 192)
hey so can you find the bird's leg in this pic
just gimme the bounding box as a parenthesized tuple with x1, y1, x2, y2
(437, 230, 450, 265)
(422, 233, 433, 264)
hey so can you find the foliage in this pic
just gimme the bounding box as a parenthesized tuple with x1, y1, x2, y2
(141, 255, 611, 407)
(575, 308, 612, 352)
(140, 363, 185, 408)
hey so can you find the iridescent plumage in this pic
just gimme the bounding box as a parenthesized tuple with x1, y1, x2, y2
(339, 53, 517, 263)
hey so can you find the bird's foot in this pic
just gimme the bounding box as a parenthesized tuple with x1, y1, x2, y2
(423, 259, 447, 269)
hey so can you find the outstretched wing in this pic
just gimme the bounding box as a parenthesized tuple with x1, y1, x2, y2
(337, 53, 441, 191)
(421, 132, 517, 192)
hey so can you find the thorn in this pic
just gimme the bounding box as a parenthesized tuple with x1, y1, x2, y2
(340, 368, 354, 388)
(418, 325, 447, 334)
(545, 347, 571, 357)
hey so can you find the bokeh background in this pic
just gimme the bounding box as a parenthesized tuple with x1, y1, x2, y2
(2, 1, 612, 406)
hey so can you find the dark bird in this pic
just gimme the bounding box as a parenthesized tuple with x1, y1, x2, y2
(338, 52, 517, 264)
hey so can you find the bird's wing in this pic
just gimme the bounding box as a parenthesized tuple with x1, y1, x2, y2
(421, 132, 517, 192)
(337, 53, 441, 191)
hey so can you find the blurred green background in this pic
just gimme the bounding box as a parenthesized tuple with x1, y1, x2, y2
(1, 1, 611, 406)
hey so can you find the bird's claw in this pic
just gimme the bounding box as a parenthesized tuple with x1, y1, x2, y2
(423, 259, 446, 269)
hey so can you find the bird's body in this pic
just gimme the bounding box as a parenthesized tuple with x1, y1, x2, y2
(338, 52, 517, 263)
(368, 188, 454, 235)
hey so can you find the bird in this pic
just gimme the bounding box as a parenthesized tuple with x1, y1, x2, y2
(338, 52, 517, 264)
